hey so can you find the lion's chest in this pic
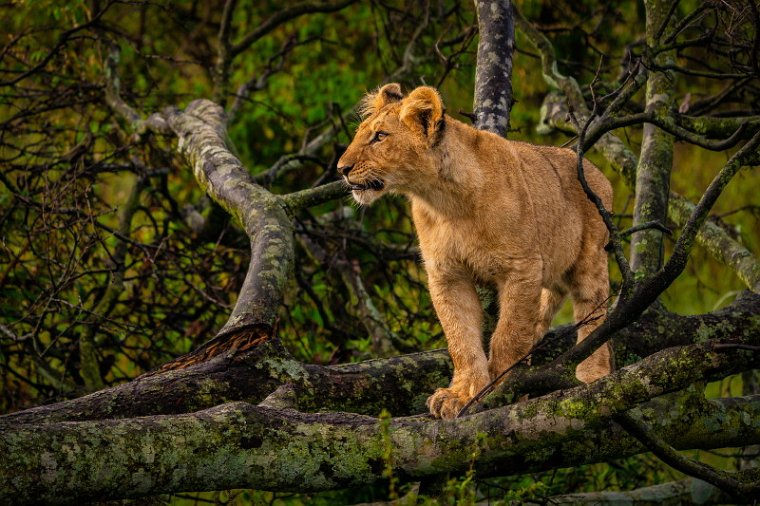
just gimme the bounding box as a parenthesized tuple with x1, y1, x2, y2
(412, 205, 539, 283)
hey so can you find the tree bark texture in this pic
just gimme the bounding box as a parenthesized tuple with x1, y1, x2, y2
(472, 0, 514, 136)
(164, 100, 294, 339)
(2, 292, 759, 503)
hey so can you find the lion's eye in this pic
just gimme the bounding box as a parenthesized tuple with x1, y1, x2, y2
(370, 131, 388, 144)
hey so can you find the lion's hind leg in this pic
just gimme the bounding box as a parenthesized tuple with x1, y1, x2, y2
(569, 248, 613, 383)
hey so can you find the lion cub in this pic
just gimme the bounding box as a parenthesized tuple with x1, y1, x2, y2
(338, 84, 613, 419)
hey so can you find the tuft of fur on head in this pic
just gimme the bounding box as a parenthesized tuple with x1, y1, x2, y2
(359, 83, 404, 118)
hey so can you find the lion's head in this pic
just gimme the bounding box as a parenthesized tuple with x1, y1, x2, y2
(337, 83, 446, 205)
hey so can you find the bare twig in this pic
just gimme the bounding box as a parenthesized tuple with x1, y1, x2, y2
(230, 0, 357, 58)
(618, 220, 672, 238)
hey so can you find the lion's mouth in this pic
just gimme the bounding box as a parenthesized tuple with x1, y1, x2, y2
(347, 179, 385, 192)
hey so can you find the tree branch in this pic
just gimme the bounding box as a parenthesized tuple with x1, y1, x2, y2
(281, 180, 348, 212)
(630, 0, 676, 276)
(230, 0, 357, 58)
(483, 302, 760, 407)
(105, 61, 297, 364)
(3, 291, 756, 426)
(160, 100, 295, 345)
(616, 410, 760, 499)
(668, 193, 760, 293)
(3, 390, 760, 504)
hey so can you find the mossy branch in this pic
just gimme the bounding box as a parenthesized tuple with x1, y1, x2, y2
(3, 390, 760, 504)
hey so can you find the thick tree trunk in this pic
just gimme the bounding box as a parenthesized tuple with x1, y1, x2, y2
(3, 293, 757, 502)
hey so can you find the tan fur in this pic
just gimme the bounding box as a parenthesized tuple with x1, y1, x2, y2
(338, 84, 614, 419)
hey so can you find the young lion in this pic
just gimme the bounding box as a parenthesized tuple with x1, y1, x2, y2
(338, 84, 613, 419)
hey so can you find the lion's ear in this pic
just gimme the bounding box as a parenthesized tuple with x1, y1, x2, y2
(400, 86, 445, 140)
(360, 83, 404, 118)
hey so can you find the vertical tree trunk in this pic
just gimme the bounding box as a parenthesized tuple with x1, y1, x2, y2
(473, 0, 515, 137)
(630, 0, 675, 275)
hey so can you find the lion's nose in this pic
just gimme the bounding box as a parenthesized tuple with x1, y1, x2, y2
(338, 164, 354, 176)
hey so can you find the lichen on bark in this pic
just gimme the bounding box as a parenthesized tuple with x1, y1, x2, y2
(630, 0, 676, 277)
(3, 390, 760, 505)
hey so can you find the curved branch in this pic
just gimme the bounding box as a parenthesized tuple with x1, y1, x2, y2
(584, 112, 749, 152)
(230, 0, 357, 57)
(104, 84, 298, 365)
(162, 100, 294, 339)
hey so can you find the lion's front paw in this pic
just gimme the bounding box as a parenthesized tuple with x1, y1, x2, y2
(426, 387, 471, 419)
